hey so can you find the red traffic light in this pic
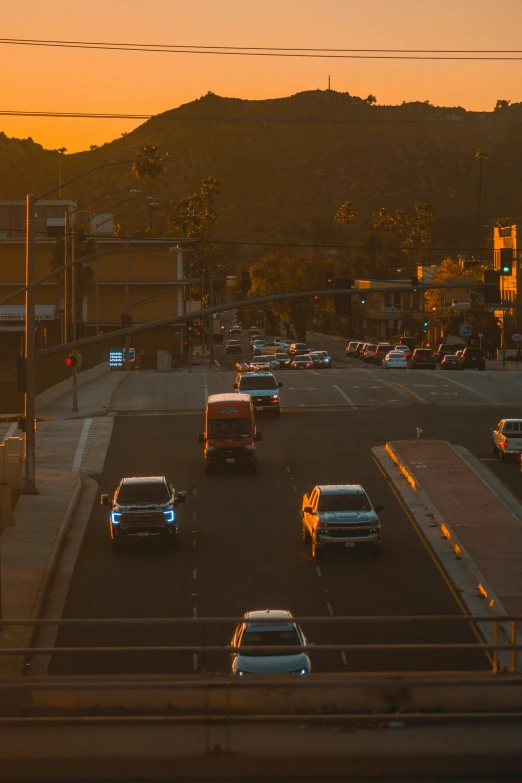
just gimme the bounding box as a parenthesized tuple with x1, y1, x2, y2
(66, 354, 77, 367)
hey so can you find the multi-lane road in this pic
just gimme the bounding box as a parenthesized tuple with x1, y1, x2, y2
(49, 336, 522, 678)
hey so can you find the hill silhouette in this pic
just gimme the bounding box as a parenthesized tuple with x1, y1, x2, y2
(1, 90, 522, 253)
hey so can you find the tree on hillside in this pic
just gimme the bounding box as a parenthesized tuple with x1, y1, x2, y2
(494, 99, 511, 110)
(372, 202, 435, 261)
(365, 95, 377, 105)
(334, 201, 358, 261)
(249, 251, 339, 342)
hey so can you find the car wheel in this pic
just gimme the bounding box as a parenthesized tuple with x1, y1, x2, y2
(111, 536, 122, 554)
(311, 539, 323, 559)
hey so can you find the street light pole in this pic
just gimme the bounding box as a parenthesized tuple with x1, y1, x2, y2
(23, 194, 38, 494)
(124, 236, 130, 371)
(63, 211, 69, 344)
(208, 274, 214, 369)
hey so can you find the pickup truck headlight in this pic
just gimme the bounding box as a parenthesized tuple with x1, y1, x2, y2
(206, 445, 217, 453)
(111, 512, 122, 525)
(164, 510, 176, 523)
(244, 443, 255, 452)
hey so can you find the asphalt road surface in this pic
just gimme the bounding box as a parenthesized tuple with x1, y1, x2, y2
(49, 338, 522, 677)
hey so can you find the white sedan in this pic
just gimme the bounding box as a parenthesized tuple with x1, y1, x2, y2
(382, 351, 408, 369)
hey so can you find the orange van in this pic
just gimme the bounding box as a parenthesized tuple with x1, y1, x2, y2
(198, 393, 262, 474)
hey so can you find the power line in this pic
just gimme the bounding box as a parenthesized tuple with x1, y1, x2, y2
(1, 37, 522, 59)
(1, 110, 522, 126)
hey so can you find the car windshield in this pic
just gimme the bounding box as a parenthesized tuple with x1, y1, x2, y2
(239, 628, 300, 656)
(318, 493, 371, 511)
(117, 482, 170, 504)
(443, 355, 457, 361)
(240, 377, 277, 390)
(208, 419, 251, 439)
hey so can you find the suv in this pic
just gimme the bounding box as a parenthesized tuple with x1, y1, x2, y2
(289, 342, 310, 357)
(301, 484, 383, 558)
(458, 347, 486, 371)
(234, 371, 283, 417)
(409, 348, 436, 369)
(101, 476, 186, 553)
(434, 343, 460, 363)
(371, 344, 394, 365)
(226, 339, 242, 354)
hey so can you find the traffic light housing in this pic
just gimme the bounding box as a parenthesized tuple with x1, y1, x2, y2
(66, 354, 77, 368)
(360, 294, 366, 305)
(334, 277, 352, 316)
(499, 248, 513, 275)
(483, 269, 500, 304)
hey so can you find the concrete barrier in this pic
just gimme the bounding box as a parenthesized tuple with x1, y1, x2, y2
(35, 362, 109, 411)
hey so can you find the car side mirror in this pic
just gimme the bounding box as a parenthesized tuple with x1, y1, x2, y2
(375, 504, 384, 513)
(255, 432, 262, 442)
(198, 433, 205, 444)
(100, 494, 110, 506)
(278, 382, 283, 388)
(303, 506, 313, 514)
(176, 491, 187, 504)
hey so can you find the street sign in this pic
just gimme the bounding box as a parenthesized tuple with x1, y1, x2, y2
(512, 334, 522, 342)
(382, 307, 396, 313)
(109, 348, 124, 368)
(478, 332, 484, 338)
(459, 324, 472, 336)
(386, 310, 396, 320)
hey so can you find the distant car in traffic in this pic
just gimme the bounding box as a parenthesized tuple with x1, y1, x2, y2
(301, 484, 383, 558)
(289, 342, 311, 357)
(491, 419, 522, 461)
(346, 341, 359, 357)
(382, 351, 408, 369)
(434, 343, 460, 363)
(315, 350, 332, 368)
(371, 344, 394, 365)
(290, 356, 312, 369)
(226, 339, 242, 354)
(458, 347, 486, 371)
(234, 371, 282, 417)
(101, 476, 186, 553)
(249, 356, 279, 371)
(228, 326, 242, 336)
(393, 345, 411, 361)
(362, 344, 377, 363)
(273, 352, 291, 369)
(230, 610, 312, 676)
(440, 354, 459, 370)
(409, 348, 436, 370)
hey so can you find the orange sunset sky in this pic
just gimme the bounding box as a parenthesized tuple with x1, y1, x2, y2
(2, 0, 522, 153)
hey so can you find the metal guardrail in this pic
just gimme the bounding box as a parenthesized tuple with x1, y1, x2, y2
(1, 615, 521, 674)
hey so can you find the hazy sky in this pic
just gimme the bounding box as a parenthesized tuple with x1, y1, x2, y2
(2, 0, 522, 152)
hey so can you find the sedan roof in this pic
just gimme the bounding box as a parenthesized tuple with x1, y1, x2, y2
(317, 484, 365, 495)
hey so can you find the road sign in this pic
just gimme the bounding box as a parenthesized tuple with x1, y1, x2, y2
(385, 310, 396, 320)
(512, 334, 522, 342)
(459, 324, 472, 336)
(382, 307, 396, 313)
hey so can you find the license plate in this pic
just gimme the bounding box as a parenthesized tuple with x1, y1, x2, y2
(137, 532, 149, 537)
(226, 458, 235, 463)
(255, 406, 263, 411)
(344, 542, 355, 548)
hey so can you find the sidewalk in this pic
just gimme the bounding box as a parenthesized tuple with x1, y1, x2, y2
(385, 439, 522, 617)
(0, 371, 127, 676)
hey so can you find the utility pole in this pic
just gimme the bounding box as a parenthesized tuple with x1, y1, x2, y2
(188, 258, 192, 374)
(23, 194, 38, 494)
(71, 224, 79, 412)
(124, 236, 130, 371)
(176, 247, 184, 353)
(208, 275, 214, 369)
(64, 211, 69, 344)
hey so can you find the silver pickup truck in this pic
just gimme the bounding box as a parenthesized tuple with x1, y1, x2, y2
(301, 484, 383, 559)
(491, 419, 522, 461)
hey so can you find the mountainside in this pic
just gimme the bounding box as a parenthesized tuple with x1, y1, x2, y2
(1, 91, 522, 253)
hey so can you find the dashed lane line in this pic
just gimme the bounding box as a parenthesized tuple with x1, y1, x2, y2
(326, 602, 334, 616)
(437, 374, 497, 404)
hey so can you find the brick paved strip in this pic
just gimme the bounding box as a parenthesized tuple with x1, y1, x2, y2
(387, 439, 522, 616)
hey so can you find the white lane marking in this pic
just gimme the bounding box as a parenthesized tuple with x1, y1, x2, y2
(438, 375, 497, 403)
(193, 537, 197, 549)
(192, 606, 198, 618)
(193, 653, 198, 670)
(315, 566, 322, 577)
(72, 418, 93, 473)
(193, 489, 197, 496)
(203, 378, 209, 403)
(292, 485, 297, 494)
(341, 651, 348, 665)
(334, 385, 358, 409)
(2, 421, 18, 442)
(193, 569, 197, 581)
(286, 466, 291, 474)
(192, 511, 197, 521)
(326, 602, 334, 616)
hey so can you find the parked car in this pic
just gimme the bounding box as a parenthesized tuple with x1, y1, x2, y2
(458, 347, 486, 371)
(371, 344, 394, 365)
(409, 348, 436, 370)
(362, 344, 377, 363)
(346, 341, 359, 357)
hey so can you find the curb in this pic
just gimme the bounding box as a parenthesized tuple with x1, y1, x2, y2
(59, 371, 131, 420)
(384, 441, 507, 618)
(14, 472, 83, 676)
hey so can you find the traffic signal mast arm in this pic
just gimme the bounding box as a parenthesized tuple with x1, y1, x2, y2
(38, 280, 499, 359)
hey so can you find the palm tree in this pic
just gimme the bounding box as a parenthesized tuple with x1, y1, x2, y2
(132, 144, 166, 229)
(475, 149, 488, 254)
(334, 201, 358, 262)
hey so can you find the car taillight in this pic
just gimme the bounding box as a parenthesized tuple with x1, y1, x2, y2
(501, 440, 508, 448)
